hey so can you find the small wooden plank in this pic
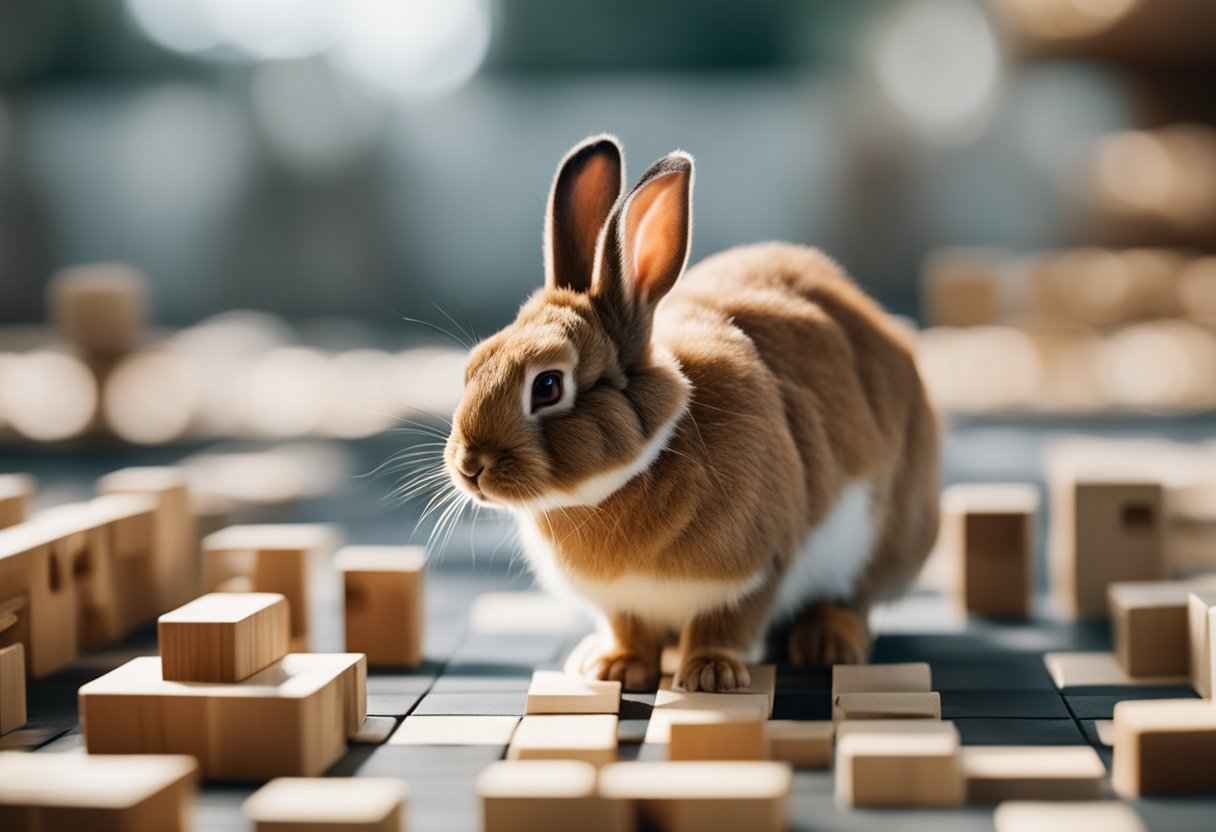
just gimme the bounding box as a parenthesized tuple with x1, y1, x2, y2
(478, 760, 634, 832)
(832, 691, 941, 722)
(645, 686, 769, 745)
(526, 670, 621, 715)
(962, 746, 1105, 803)
(768, 721, 833, 768)
(335, 545, 425, 668)
(831, 663, 932, 698)
(668, 718, 767, 761)
(158, 592, 289, 683)
(1044, 651, 1189, 689)
(835, 721, 963, 807)
(659, 671, 775, 716)
(994, 801, 1146, 832)
(1112, 699, 1216, 797)
(507, 715, 618, 767)
(244, 777, 406, 832)
(388, 715, 520, 746)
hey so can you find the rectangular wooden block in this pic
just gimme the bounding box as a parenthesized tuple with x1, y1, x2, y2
(942, 483, 1037, 618)
(335, 546, 425, 667)
(0, 644, 25, 736)
(834, 721, 964, 807)
(994, 801, 1147, 832)
(526, 670, 621, 715)
(831, 662, 932, 698)
(1108, 580, 1198, 677)
(1112, 699, 1216, 797)
(768, 721, 833, 768)
(668, 717, 767, 761)
(833, 691, 941, 722)
(646, 683, 769, 745)
(79, 652, 366, 781)
(0, 751, 197, 832)
(507, 714, 618, 767)
(1188, 590, 1216, 698)
(479, 760, 634, 832)
(1051, 479, 1165, 619)
(0, 474, 33, 531)
(598, 761, 792, 832)
(660, 668, 775, 715)
(1044, 651, 1189, 689)
(244, 777, 407, 832)
(389, 715, 520, 746)
(0, 522, 80, 677)
(961, 746, 1105, 803)
(158, 592, 290, 683)
(49, 262, 148, 354)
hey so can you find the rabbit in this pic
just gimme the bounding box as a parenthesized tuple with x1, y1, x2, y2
(444, 134, 939, 692)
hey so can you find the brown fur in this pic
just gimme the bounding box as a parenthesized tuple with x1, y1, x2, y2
(446, 136, 940, 691)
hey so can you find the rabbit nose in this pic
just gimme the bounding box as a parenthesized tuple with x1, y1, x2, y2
(456, 448, 486, 482)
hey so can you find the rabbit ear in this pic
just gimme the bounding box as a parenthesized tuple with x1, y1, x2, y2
(545, 135, 624, 293)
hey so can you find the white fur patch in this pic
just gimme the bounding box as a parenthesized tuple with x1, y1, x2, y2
(768, 479, 876, 625)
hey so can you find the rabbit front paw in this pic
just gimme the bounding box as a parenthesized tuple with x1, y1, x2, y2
(788, 602, 871, 667)
(675, 649, 751, 692)
(588, 647, 658, 692)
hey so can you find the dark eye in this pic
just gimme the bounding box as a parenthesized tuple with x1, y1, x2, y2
(530, 371, 564, 413)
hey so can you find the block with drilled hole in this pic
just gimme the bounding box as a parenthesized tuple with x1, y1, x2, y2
(335, 545, 425, 668)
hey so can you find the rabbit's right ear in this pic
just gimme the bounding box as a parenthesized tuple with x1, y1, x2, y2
(544, 135, 624, 293)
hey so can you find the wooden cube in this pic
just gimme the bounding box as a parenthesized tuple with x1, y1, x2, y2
(79, 653, 366, 781)
(0, 644, 25, 736)
(598, 761, 791, 832)
(0, 475, 33, 531)
(479, 760, 634, 832)
(244, 777, 406, 832)
(49, 263, 148, 355)
(1112, 699, 1216, 797)
(767, 721, 833, 768)
(668, 717, 768, 761)
(389, 715, 520, 746)
(158, 593, 289, 683)
(334, 545, 424, 667)
(922, 248, 1005, 327)
(526, 670, 621, 714)
(941, 483, 1038, 618)
(994, 801, 1147, 832)
(1044, 650, 1188, 688)
(645, 685, 769, 745)
(1108, 580, 1197, 676)
(1051, 479, 1166, 619)
(961, 746, 1105, 802)
(832, 691, 941, 722)
(831, 663, 932, 698)
(507, 714, 618, 767)
(1188, 590, 1216, 698)
(835, 721, 964, 806)
(0, 752, 197, 832)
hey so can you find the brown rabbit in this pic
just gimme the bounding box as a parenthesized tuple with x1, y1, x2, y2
(444, 135, 939, 692)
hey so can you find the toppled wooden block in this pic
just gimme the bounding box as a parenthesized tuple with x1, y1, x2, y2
(668, 717, 767, 761)
(526, 670, 621, 715)
(49, 263, 149, 355)
(598, 761, 792, 832)
(0, 751, 197, 832)
(835, 721, 963, 806)
(941, 483, 1038, 618)
(1188, 590, 1216, 698)
(768, 720, 833, 768)
(507, 715, 618, 767)
(0, 644, 25, 736)
(244, 777, 407, 832)
(962, 746, 1105, 802)
(1044, 651, 1188, 689)
(993, 801, 1147, 832)
(660, 667, 775, 715)
(1108, 580, 1202, 676)
(833, 691, 941, 722)
(0, 475, 33, 531)
(1112, 698, 1216, 797)
(335, 545, 424, 667)
(831, 663, 932, 698)
(479, 760, 633, 832)
(158, 592, 289, 683)
(79, 653, 366, 780)
(389, 715, 520, 746)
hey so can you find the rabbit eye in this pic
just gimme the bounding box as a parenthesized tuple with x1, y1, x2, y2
(530, 370, 564, 413)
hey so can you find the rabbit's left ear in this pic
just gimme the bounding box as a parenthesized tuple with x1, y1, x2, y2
(545, 135, 624, 293)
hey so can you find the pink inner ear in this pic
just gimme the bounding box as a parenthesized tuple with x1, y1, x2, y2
(625, 171, 689, 303)
(572, 155, 616, 248)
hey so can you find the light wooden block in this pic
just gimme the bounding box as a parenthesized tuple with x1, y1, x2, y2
(941, 483, 1037, 618)
(1108, 580, 1198, 676)
(646, 685, 769, 745)
(598, 761, 791, 832)
(833, 691, 941, 722)
(479, 760, 634, 832)
(1044, 651, 1188, 689)
(835, 721, 964, 807)
(994, 801, 1147, 832)
(49, 263, 148, 355)
(526, 670, 621, 714)
(158, 592, 289, 683)
(0, 751, 197, 832)
(831, 662, 932, 698)
(768, 721, 833, 768)
(1094, 720, 1114, 746)
(1188, 590, 1216, 698)
(659, 667, 775, 715)
(1051, 479, 1166, 619)
(0, 475, 33, 531)
(388, 715, 520, 746)
(244, 777, 406, 832)
(1112, 698, 1216, 797)
(0, 644, 25, 736)
(961, 746, 1105, 803)
(668, 717, 768, 761)
(507, 714, 618, 767)
(335, 545, 424, 667)
(79, 653, 366, 781)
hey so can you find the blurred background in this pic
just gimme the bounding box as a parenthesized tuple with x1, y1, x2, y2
(0, 0, 1213, 551)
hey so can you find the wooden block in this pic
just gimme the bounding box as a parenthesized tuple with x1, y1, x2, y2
(832, 691, 941, 722)
(79, 653, 366, 780)
(0, 644, 25, 736)
(834, 721, 963, 806)
(158, 592, 289, 683)
(831, 662, 932, 698)
(1051, 479, 1166, 619)
(479, 760, 634, 832)
(598, 761, 791, 832)
(388, 715, 520, 746)
(98, 466, 199, 611)
(1043, 651, 1189, 689)
(961, 746, 1105, 803)
(507, 714, 618, 767)
(767, 721, 833, 768)
(646, 683, 769, 745)
(0, 475, 33, 531)
(1094, 720, 1114, 746)
(244, 777, 406, 832)
(1108, 580, 1200, 676)
(0, 751, 197, 832)
(526, 670, 621, 714)
(1112, 698, 1216, 797)
(941, 483, 1038, 618)
(660, 667, 775, 715)
(994, 801, 1147, 832)
(49, 263, 148, 355)
(335, 545, 424, 667)
(669, 717, 767, 761)
(922, 248, 1005, 327)
(1188, 590, 1216, 698)
(0, 523, 80, 677)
